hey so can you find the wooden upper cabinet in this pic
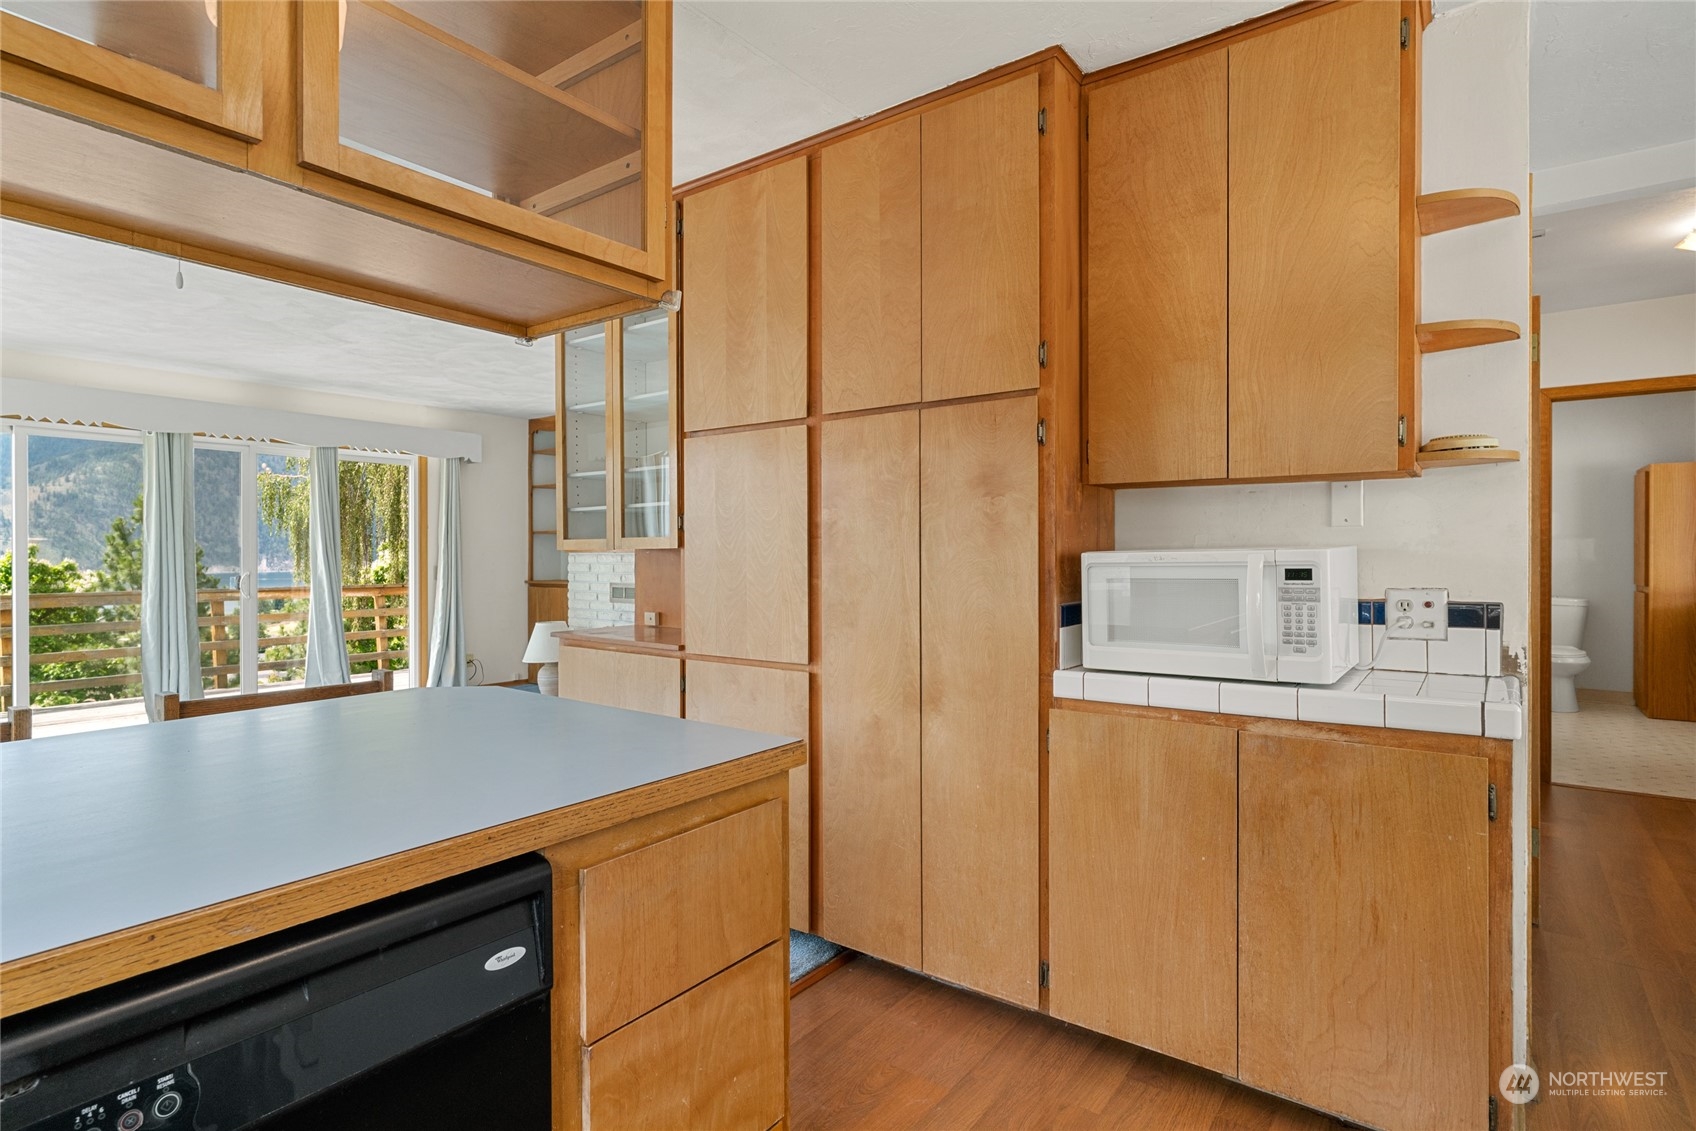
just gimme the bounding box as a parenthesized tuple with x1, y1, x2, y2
(299, 1, 672, 280)
(819, 117, 922, 414)
(681, 158, 810, 432)
(921, 74, 1041, 402)
(682, 425, 809, 665)
(1238, 732, 1489, 1131)
(1228, 1, 1408, 480)
(1085, 52, 1228, 485)
(0, 0, 264, 139)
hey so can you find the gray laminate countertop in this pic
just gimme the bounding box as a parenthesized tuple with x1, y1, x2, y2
(0, 687, 799, 965)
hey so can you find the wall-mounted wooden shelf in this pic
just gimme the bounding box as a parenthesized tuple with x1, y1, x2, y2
(1416, 188, 1521, 235)
(1416, 319, 1522, 354)
(1417, 448, 1521, 468)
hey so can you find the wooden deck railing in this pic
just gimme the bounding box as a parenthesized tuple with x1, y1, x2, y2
(0, 585, 408, 704)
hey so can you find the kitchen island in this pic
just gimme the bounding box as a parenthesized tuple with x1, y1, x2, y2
(1, 686, 805, 1129)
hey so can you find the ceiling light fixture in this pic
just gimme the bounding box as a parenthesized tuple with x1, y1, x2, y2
(1676, 231, 1696, 252)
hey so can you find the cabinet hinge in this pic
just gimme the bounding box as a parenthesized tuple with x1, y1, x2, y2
(1039, 961, 1050, 988)
(1037, 418, 1048, 447)
(676, 511, 684, 533)
(1038, 107, 1047, 135)
(1400, 17, 1410, 49)
(1532, 826, 1540, 857)
(1531, 332, 1540, 364)
(680, 674, 686, 694)
(675, 210, 682, 237)
(1488, 783, 1498, 822)
(1039, 340, 1048, 368)
(1397, 415, 1408, 447)
(1488, 1095, 1498, 1131)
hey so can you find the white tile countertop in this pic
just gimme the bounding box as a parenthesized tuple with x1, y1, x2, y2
(1052, 667, 1522, 740)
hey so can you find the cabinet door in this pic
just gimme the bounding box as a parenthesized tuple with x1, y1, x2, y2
(1639, 462, 1696, 720)
(684, 662, 812, 933)
(921, 74, 1040, 402)
(0, 0, 263, 140)
(612, 308, 679, 548)
(1085, 53, 1228, 485)
(920, 397, 1039, 1005)
(556, 324, 613, 549)
(1238, 733, 1488, 1131)
(818, 411, 922, 967)
(1228, 2, 1407, 479)
(819, 117, 922, 414)
(557, 648, 680, 717)
(682, 157, 810, 431)
(300, 1, 671, 279)
(682, 426, 809, 664)
(1049, 709, 1237, 1074)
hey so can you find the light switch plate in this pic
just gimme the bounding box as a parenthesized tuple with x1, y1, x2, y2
(1385, 588, 1449, 640)
(1330, 481, 1365, 527)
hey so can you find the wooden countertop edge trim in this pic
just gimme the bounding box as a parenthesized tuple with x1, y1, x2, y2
(1051, 698, 1510, 758)
(556, 629, 684, 654)
(0, 741, 806, 1018)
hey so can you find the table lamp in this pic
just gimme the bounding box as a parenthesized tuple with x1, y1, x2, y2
(523, 621, 571, 696)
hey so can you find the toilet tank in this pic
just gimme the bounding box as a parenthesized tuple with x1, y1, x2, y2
(1551, 597, 1589, 648)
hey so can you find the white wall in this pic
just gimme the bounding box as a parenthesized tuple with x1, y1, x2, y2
(1551, 391, 1696, 691)
(1540, 293, 1696, 387)
(0, 350, 533, 682)
(1115, 3, 1533, 658)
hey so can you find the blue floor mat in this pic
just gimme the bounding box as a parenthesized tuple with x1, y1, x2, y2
(790, 930, 846, 983)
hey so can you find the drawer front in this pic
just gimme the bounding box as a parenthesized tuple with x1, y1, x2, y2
(581, 800, 784, 1041)
(586, 944, 787, 1131)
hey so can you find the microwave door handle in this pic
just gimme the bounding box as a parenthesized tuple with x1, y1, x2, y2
(1245, 553, 1271, 679)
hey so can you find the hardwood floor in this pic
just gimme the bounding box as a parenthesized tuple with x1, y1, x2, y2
(791, 959, 1339, 1130)
(1531, 784, 1696, 1131)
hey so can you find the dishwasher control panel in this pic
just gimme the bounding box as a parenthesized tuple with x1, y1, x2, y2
(16, 1067, 196, 1131)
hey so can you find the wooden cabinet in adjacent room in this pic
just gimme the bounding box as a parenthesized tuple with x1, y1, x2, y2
(1048, 709, 1238, 1075)
(681, 157, 810, 432)
(1634, 462, 1696, 721)
(1237, 732, 1489, 1131)
(1084, 0, 1417, 486)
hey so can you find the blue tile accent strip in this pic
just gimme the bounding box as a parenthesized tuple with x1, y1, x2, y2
(1059, 601, 1082, 628)
(1357, 600, 1503, 629)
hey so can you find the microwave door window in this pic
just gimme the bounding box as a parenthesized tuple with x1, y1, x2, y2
(1095, 575, 1243, 650)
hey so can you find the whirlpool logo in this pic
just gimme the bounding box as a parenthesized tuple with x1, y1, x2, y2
(1499, 1064, 1541, 1104)
(484, 946, 527, 972)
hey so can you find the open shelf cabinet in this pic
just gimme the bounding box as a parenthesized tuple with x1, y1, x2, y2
(1416, 319, 1522, 354)
(1416, 188, 1522, 235)
(1417, 448, 1522, 468)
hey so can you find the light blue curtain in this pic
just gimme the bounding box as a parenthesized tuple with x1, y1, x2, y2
(304, 446, 351, 687)
(141, 433, 200, 721)
(425, 457, 466, 687)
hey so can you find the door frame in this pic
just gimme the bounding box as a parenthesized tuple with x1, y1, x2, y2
(1533, 370, 1696, 788)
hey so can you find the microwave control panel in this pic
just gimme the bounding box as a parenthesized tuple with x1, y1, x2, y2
(1278, 566, 1322, 654)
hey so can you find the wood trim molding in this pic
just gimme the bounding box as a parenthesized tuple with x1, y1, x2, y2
(673, 46, 1079, 199)
(1541, 374, 1696, 402)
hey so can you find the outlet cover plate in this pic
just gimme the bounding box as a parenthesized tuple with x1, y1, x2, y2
(1384, 588, 1449, 640)
(1330, 481, 1364, 527)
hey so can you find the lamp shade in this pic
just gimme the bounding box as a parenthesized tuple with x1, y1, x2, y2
(523, 621, 570, 664)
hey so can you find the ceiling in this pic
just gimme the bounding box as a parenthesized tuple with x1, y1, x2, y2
(2, 1, 1692, 415)
(1532, 186, 1696, 312)
(0, 221, 558, 417)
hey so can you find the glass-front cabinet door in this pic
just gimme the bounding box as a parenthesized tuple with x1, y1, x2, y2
(553, 310, 678, 552)
(300, 0, 670, 281)
(0, 0, 264, 138)
(615, 309, 676, 546)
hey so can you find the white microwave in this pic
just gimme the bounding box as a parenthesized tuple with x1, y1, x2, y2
(1081, 547, 1359, 684)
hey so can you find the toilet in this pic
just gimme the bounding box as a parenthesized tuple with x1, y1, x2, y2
(1550, 597, 1591, 713)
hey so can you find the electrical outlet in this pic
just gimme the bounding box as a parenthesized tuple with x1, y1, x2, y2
(644, 611, 659, 627)
(1384, 588, 1449, 640)
(466, 652, 478, 664)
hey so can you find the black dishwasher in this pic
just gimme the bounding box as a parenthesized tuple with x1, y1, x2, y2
(0, 855, 553, 1131)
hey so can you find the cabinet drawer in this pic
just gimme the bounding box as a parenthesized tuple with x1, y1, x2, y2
(585, 943, 787, 1131)
(581, 800, 784, 1041)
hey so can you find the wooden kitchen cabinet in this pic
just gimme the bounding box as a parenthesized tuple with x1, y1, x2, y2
(819, 117, 922, 414)
(1084, 1, 1416, 486)
(1048, 709, 1238, 1075)
(681, 157, 810, 432)
(557, 646, 680, 717)
(818, 411, 923, 967)
(921, 73, 1041, 402)
(1238, 731, 1489, 1131)
(1084, 50, 1228, 485)
(684, 661, 813, 932)
(682, 426, 809, 664)
(1634, 462, 1696, 720)
(920, 397, 1040, 1006)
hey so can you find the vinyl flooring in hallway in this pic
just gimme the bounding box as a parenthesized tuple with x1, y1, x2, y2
(1551, 689, 1696, 799)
